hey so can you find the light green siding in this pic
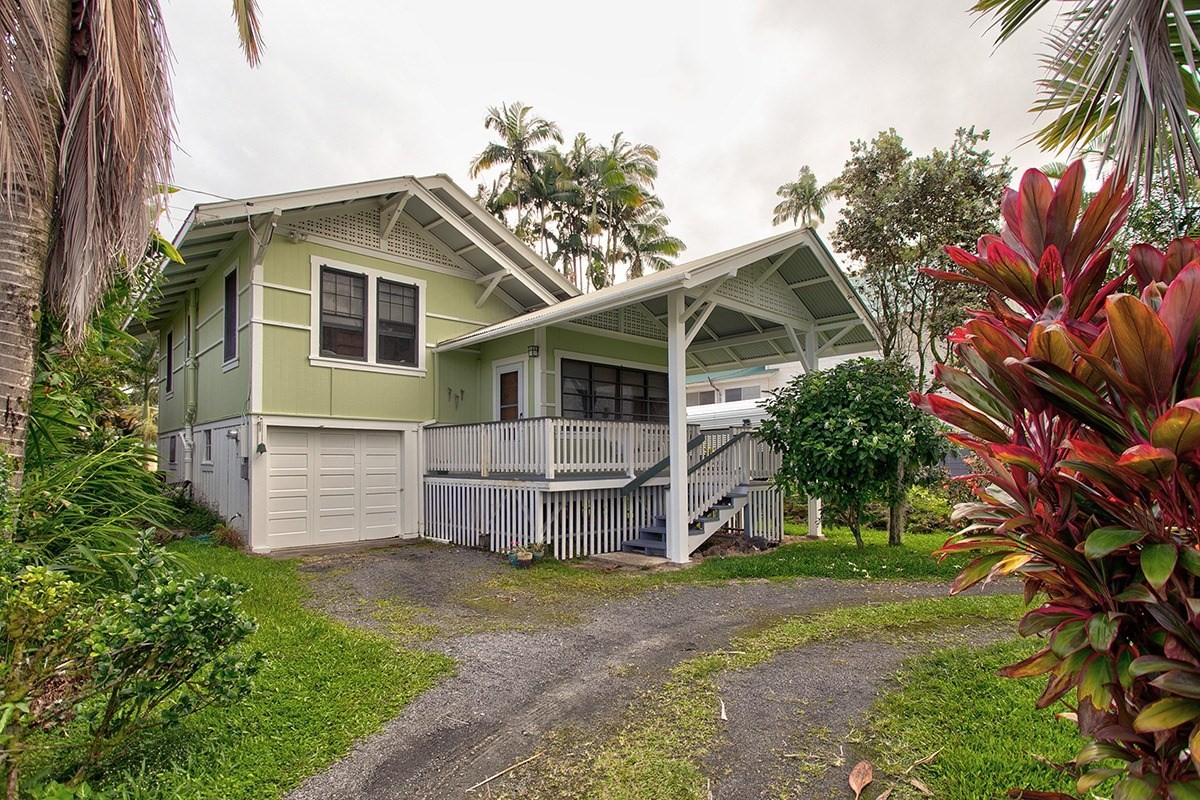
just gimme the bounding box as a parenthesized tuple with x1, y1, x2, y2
(259, 239, 517, 422)
(156, 238, 251, 430)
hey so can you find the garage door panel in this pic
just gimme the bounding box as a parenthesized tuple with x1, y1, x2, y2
(266, 427, 405, 548)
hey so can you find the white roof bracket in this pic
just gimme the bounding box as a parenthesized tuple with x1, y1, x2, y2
(250, 208, 282, 268)
(684, 276, 728, 321)
(754, 245, 801, 287)
(684, 301, 717, 348)
(378, 192, 410, 246)
(476, 272, 506, 308)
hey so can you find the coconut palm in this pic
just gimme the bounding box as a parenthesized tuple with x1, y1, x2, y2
(0, 0, 263, 472)
(973, 0, 1200, 193)
(772, 166, 834, 228)
(468, 101, 563, 238)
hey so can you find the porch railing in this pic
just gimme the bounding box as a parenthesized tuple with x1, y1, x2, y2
(686, 431, 753, 524)
(424, 418, 701, 479)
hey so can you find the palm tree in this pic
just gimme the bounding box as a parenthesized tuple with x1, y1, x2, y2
(0, 0, 263, 475)
(973, 0, 1200, 193)
(468, 101, 563, 238)
(772, 166, 834, 228)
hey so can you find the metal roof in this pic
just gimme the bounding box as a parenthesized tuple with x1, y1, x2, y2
(436, 226, 880, 373)
(142, 174, 577, 331)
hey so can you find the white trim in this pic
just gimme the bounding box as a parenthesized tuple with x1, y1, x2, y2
(427, 311, 492, 327)
(259, 319, 311, 332)
(552, 348, 667, 421)
(197, 339, 222, 358)
(260, 281, 312, 296)
(309, 254, 428, 373)
(307, 355, 427, 377)
(197, 306, 222, 330)
(222, 262, 240, 367)
(258, 414, 422, 431)
(491, 356, 528, 421)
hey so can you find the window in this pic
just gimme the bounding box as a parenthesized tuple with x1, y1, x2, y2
(165, 331, 174, 395)
(686, 390, 716, 407)
(377, 279, 418, 366)
(168, 435, 177, 465)
(561, 359, 668, 423)
(204, 429, 213, 463)
(725, 386, 760, 402)
(223, 268, 238, 363)
(320, 267, 367, 359)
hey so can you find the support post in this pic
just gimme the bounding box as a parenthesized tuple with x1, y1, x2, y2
(666, 290, 690, 564)
(803, 327, 823, 538)
(543, 418, 556, 480)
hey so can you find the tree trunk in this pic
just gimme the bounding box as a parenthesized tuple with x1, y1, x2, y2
(888, 464, 908, 546)
(849, 506, 863, 548)
(0, 1, 74, 487)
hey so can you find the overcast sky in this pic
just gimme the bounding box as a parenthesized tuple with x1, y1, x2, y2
(160, 0, 1060, 260)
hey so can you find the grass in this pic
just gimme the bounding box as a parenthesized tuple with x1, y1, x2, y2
(85, 542, 454, 800)
(497, 594, 1026, 800)
(680, 523, 967, 582)
(863, 638, 1087, 799)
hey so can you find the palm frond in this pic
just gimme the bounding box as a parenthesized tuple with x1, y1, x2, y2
(0, 0, 57, 205)
(230, 0, 264, 67)
(47, 0, 174, 343)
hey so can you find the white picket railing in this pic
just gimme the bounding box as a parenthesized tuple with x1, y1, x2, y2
(425, 418, 699, 479)
(686, 432, 752, 524)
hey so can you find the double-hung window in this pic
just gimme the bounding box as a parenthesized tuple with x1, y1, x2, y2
(320, 267, 367, 360)
(377, 279, 418, 366)
(313, 258, 424, 372)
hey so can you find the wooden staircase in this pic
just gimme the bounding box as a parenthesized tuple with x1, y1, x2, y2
(621, 483, 750, 558)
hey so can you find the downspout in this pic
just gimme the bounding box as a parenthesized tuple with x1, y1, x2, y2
(183, 288, 200, 489)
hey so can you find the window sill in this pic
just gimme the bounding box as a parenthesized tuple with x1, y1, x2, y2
(222, 358, 239, 373)
(308, 355, 425, 377)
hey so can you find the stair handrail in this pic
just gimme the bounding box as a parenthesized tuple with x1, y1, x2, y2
(686, 431, 749, 476)
(620, 433, 706, 497)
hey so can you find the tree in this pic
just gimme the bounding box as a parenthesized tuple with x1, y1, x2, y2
(831, 127, 1013, 385)
(772, 166, 834, 228)
(914, 160, 1200, 797)
(759, 358, 945, 547)
(0, 0, 263, 481)
(468, 101, 564, 241)
(973, 0, 1200, 194)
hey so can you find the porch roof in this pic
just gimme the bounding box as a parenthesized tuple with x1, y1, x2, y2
(141, 174, 578, 331)
(435, 227, 879, 372)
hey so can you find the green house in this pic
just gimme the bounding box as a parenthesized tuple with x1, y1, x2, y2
(147, 175, 877, 562)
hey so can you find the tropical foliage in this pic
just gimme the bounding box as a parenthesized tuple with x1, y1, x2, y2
(760, 358, 945, 547)
(772, 166, 834, 228)
(831, 127, 1013, 384)
(0, 0, 262, 478)
(914, 161, 1200, 796)
(973, 0, 1200, 195)
(470, 101, 685, 291)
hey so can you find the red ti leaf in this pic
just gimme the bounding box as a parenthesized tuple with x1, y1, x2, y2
(1159, 263, 1200, 368)
(911, 393, 1008, 443)
(1044, 160, 1084, 258)
(1117, 445, 1178, 480)
(1105, 294, 1176, 408)
(1129, 243, 1167, 289)
(1150, 399, 1200, 455)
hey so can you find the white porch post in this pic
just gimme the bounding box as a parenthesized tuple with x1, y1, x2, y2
(666, 289, 690, 564)
(804, 327, 823, 538)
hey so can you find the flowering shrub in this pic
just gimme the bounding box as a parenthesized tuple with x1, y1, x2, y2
(914, 161, 1200, 796)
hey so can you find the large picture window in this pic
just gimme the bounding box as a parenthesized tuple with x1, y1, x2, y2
(320, 267, 367, 359)
(377, 279, 418, 366)
(561, 358, 668, 423)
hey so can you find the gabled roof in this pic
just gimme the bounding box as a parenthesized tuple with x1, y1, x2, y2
(145, 174, 577, 329)
(435, 227, 879, 372)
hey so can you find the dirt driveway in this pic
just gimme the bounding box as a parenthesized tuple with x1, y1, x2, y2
(286, 542, 1007, 800)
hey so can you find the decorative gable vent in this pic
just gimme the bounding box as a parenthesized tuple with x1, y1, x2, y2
(294, 209, 460, 270)
(575, 305, 666, 341)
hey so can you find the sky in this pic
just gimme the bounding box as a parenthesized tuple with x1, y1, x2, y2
(160, 0, 1061, 261)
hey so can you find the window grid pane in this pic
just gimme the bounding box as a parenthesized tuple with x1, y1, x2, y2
(377, 279, 418, 366)
(320, 267, 366, 359)
(560, 359, 668, 423)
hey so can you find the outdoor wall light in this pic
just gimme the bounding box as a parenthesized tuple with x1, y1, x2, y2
(527, 345, 540, 358)
(256, 442, 267, 455)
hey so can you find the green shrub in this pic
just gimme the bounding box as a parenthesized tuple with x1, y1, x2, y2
(167, 491, 223, 536)
(903, 485, 954, 534)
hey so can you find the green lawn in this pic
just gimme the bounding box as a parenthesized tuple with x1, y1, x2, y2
(680, 523, 966, 582)
(865, 637, 1087, 799)
(85, 542, 453, 800)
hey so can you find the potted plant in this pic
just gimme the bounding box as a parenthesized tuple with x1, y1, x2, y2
(505, 541, 534, 568)
(529, 540, 547, 563)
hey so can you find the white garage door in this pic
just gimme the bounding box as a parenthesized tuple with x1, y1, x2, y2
(265, 427, 404, 549)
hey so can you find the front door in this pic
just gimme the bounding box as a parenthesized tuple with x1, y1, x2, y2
(495, 362, 525, 420)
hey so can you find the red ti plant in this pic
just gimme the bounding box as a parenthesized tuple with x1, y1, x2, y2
(913, 161, 1200, 798)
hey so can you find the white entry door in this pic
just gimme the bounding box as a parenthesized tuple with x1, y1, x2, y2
(264, 427, 404, 549)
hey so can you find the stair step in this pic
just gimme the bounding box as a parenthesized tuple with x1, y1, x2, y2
(622, 539, 667, 557)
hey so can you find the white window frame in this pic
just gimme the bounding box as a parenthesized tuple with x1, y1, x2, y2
(202, 428, 213, 465)
(492, 356, 527, 421)
(308, 255, 427, 376)
(164, 329, 175, 399)
(222, 262, 240, 371)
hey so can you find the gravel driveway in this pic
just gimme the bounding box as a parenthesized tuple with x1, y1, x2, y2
(286, 543, 1008, 800)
